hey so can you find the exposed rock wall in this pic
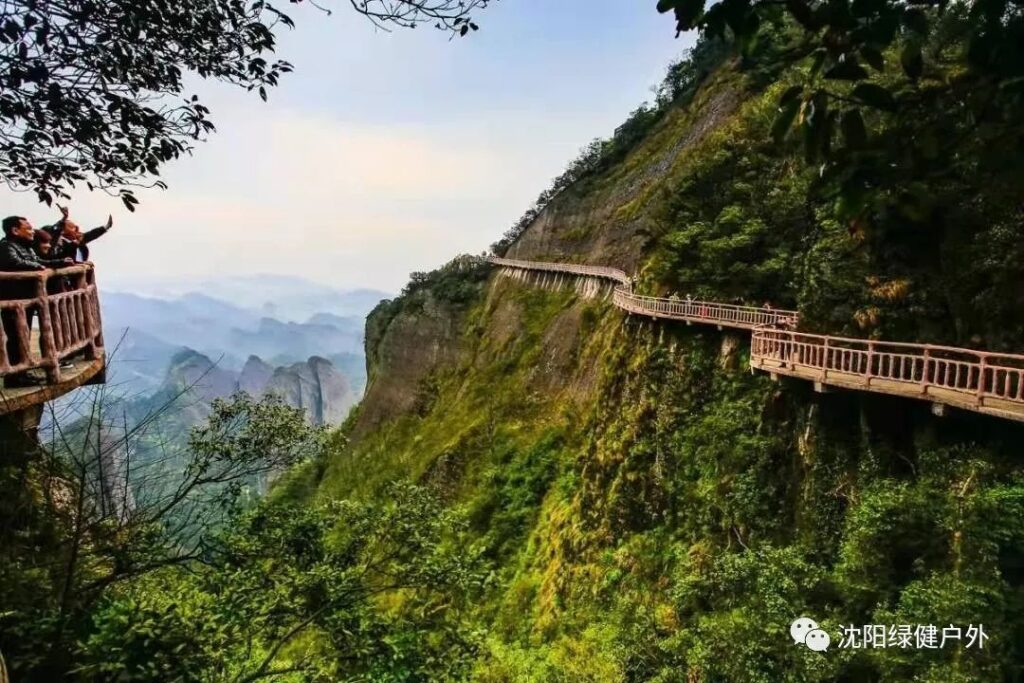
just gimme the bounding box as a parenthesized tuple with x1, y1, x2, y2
(237, 355, 274, 396)
(162, 350, 356, 426)
(353, 292, 470, 438)
(506, 82, 742, 272)
(263, 356, 355, 426)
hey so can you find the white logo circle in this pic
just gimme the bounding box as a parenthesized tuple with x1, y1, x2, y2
(790, 617, 819, 644)
(805, 628, 831, 652)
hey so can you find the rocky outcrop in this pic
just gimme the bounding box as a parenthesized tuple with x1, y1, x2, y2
(164, 350, 239, 404)
(157, 351, 356, 426)
(353, 290, 470, 438)
(263, 357, 356, 426)
(237, 355, 274, 396)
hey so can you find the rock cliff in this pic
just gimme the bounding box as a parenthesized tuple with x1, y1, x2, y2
(161, 350, 356, 426)
(263, 356, 356, 426)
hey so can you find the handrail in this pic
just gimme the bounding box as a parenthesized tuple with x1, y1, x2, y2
(487, 256, 631, 286)
(486, 254, 1024, 422)
(488, 255, 799, 329)
(614, 289, 798, 329)
(0, 263, 105, 384)
(751, 327, 1024, 413)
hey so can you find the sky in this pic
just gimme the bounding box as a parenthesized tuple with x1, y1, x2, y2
(0, 1, 694, 295)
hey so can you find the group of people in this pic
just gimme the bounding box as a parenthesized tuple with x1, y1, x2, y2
(0, 206, 112, 272)
(0, 206, 112, 384)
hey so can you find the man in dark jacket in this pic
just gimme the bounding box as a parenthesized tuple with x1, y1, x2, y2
(47, 206, 113, 262)
(0, 216, 73, 376)
(0, 216, 71, 271)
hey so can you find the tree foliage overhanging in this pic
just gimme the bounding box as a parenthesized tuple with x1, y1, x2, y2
(656, 0, 1024, 230)
(0, 0, 491, 208)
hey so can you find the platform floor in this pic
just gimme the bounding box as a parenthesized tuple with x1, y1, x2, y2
(0, 354, 105, 416)
(752, 357, 1024, 423)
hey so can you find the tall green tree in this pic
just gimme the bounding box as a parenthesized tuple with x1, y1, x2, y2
(656, 0, 1024, 230)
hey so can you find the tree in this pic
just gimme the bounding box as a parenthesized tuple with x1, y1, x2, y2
(76, 483, 485, 682)
(655, 0, 1024, 230)
(0, 388, 327, 681)
(0, 0, 491, 209)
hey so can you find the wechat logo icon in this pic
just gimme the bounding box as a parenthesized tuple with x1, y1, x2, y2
(791, 617, 830, 652)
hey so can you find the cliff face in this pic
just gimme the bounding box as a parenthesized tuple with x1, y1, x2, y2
(164, 350, 240, 404)
(237, 355, 274, 396)
(353, 257, 489, 439)
(309, 59, 1024, 682)
(505, 82, 743, 273)
(263, 357, 356, 426)
(159, 351, 356, 427)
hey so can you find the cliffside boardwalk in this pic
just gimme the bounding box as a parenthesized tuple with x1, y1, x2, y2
(487, 256, 1024, 423)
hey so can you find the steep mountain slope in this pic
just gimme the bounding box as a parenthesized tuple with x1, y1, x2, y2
(294, 54, 1024, 682)
(237, 355, 275, 395)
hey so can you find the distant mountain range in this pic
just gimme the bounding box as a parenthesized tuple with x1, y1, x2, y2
(43, 277, 387, 520)
(100, 283, 385, 400)
(102, 273, 390, 323)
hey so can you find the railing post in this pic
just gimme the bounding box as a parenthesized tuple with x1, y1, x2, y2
(921, 347, 930, 396)
(976, 354, 987, 407)
(866, 340, 875, 387)
(821, 337, 829, 379)
(35, 272, 61, 383)
(86, 265, 103, 358)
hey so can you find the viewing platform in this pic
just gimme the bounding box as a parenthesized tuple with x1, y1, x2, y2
(0, 264, 105, 416)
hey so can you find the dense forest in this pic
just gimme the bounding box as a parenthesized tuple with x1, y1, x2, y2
(3, 2, 1024, 681)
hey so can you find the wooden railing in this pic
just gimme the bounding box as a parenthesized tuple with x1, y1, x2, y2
(488, 256, 631, 286)
(488, 256, 798, 330)
(613, 289, 797, 329)
(751, 328, 1024, 419)
(487, 255, 1024, 422)
(0, 264, 104, 384)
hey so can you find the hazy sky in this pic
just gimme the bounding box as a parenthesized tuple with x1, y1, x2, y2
(0, 1, 693, 295)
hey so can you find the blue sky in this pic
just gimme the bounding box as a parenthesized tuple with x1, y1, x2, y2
(1, 1, 694, 294)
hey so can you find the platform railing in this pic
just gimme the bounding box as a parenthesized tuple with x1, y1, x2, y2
(0, 264, 105, 384)
(489, 255, 798, 330)
(613, 289, 798, 329)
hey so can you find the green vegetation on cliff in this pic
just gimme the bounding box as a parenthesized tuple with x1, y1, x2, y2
(316, 270, 1024, 681)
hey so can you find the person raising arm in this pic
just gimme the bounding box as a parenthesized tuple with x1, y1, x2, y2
(49, 206, 113, 262)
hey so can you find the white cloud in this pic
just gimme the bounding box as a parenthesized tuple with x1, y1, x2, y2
(1, 103, 583, 293)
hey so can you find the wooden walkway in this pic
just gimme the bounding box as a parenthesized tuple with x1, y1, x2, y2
(487, 256, 1024, 423)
